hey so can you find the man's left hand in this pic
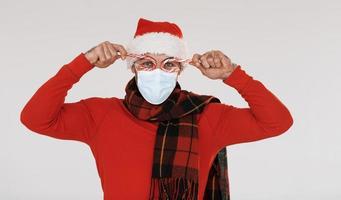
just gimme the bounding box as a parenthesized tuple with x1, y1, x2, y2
(189, 50, 237, 80)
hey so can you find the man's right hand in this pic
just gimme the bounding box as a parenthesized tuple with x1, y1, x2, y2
(84, 41, 128, 68)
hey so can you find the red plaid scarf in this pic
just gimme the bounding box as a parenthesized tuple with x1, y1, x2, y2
(123, 77, 230, 200)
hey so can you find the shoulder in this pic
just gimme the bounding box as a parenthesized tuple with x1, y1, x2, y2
(80, 96, 122, 121)
(81, 96, 120, 107)
(198, 102, 234, 129)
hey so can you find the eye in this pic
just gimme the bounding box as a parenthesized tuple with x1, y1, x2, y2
(142, 61, 154, 68)
(164, 61, 181, 70)
(164, 62, 174, 68)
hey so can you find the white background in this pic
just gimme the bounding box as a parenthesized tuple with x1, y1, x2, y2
(1, 0, 340, 199)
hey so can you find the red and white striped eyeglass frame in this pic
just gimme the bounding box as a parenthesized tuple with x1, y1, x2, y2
(123, 52, 192, 64)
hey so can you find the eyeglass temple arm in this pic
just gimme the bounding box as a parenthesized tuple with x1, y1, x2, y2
(121, 53, 145, 59)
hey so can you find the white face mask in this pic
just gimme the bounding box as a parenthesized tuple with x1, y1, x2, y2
(136, 68, 178, 105)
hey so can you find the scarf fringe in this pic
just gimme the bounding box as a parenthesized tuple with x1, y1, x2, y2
(149, 177, 198, 200)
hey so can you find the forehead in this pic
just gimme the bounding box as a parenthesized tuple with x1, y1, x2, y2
(143, 53, 171, 60)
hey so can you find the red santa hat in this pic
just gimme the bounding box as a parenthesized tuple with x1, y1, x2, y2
(126, 18, 189, 68)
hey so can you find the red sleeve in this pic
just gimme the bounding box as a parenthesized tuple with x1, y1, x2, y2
(203, 65, 294, 150)
(20, 52, 111, 144)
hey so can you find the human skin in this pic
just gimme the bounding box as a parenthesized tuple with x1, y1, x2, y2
(84, 41, 237, 80)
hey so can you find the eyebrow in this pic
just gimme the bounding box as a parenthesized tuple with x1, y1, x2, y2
(162, 56, 175, 62)
(138, 56, 175, 62)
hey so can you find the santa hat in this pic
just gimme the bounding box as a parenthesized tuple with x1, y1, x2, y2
(126, 18, 189, 68)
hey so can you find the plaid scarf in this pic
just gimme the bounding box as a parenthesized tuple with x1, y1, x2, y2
(123, 77, 230, 200)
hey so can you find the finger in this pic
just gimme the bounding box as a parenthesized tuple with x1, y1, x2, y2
(190, 53, 201, 66)
(96, 45, 106, 63)
(107, 44, 120, 61)
(190, 54, 206, 73)
(200, 53, 210, 69)
(206, 51, 216, 68)
(103, 43, 113, 60)
(213, 51, 222, 68)
(219, 53, 231, 69)
(114, 44, 127, 59)
(196, 63, 207, 75)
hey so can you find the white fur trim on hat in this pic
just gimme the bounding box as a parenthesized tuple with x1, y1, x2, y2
(125, 32, 189, 69)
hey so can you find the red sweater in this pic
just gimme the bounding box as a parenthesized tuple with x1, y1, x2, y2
(20, 52, 293, 200)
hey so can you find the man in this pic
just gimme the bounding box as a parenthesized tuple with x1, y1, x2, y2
(20, 18, 293, 200)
